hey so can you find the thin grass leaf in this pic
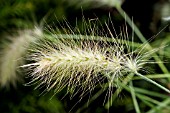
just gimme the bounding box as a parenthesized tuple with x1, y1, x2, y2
(130, 81, 141, 113)
(133, 74, 170, 80)
(135, 72, 170, 93)
(146, 98, 170, 113)
(133, 87, 169, 99)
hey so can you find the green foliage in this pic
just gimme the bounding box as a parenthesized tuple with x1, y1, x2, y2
(0, 0, 68, 33)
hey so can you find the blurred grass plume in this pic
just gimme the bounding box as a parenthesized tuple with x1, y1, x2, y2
(0, 27, 42, 87)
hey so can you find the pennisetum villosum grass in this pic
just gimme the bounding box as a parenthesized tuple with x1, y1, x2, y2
(18, 17, 170, 109)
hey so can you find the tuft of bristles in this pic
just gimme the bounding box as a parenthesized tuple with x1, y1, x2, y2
(13, 17, 169, 104)
(23, 35, 123, 96)
(21, 23, 159, 98)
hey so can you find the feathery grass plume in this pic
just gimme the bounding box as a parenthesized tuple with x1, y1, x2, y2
(23, 35, 123, 97)
(0, 27, 42, 87)
(22, 18, 170, 102)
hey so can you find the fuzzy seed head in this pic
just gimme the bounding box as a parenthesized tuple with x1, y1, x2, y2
(23, 35, 126, 95)
(22, 31, 156, 98)
(21, 19, 160, 99)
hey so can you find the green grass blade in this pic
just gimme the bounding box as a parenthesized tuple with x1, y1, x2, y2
(133, 87, 169, 99)
(130, 82, 141, 113)
(135, 72, 170, 94)
(133, 74, 170, 80)
(146, 98, 170, 113)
